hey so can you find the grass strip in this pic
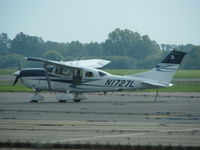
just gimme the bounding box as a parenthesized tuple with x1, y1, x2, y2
(105, 69, 200, 79)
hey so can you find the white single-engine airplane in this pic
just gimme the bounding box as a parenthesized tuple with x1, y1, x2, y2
(13, 50, 186, 103)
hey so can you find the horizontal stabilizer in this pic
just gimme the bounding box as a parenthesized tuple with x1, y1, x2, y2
(141, 79, 174, 87)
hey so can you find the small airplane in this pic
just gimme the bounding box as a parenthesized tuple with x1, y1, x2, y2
(13, 50, 186, 103)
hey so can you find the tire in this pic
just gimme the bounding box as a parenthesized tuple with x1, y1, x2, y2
(30, 100, 38, 103)
(59, 100, 66, 103)
(74, 99, 81, 102)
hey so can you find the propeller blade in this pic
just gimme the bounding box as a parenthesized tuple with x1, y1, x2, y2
(13, 76, 19, 86)
(13, 71, 21, 86)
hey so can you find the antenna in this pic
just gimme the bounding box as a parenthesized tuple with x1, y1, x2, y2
(71, 57, 79, 65)
(124, 64, 135, 76)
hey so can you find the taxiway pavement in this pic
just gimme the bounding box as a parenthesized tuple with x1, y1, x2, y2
(0, 92, 200, 146)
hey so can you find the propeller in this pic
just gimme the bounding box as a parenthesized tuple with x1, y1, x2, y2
(13, 60, 22, 86)
(13, 71, 20, 86)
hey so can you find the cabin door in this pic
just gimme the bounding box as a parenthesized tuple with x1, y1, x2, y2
(72, 68, 83, 85)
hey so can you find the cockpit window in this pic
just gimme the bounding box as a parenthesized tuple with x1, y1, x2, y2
(85, 71, 94, 77)
(47, 66, 54, 73)
(98, 71, 107, 77)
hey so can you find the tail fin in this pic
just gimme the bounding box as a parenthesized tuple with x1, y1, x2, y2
(130, 50, 186, 85)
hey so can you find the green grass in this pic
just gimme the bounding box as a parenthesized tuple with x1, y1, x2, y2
(0, 68, 16, 75)
(0, 85, 32, 92)
(105, 69, 200, 79)
(173, 70, 200, 79)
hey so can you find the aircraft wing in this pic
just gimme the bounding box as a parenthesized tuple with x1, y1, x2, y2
(25, 57, 111, 69)
(25, 57, 79, 68)
(62, 59, 111, 68)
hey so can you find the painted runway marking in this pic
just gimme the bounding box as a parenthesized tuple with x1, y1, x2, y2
(50, 132, 146, 143)
(49, 127, 200, 143)
(160, 128, 200, 133)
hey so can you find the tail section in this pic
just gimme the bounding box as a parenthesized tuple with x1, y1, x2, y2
(129, 50, 186, 85)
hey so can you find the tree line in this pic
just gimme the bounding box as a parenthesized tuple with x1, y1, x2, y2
(0, 28, 199, 69)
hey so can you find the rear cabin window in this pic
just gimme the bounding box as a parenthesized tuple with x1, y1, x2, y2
(85, 71, 94, 77)
(98, 71, 107, 77)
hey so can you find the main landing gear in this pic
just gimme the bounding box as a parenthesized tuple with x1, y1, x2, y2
(56, 92, 87, 103)
(73, 93, 87, 102)
(30, 90, 44, 103)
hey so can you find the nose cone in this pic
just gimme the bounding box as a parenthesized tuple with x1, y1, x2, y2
(14, 70, 20, 76)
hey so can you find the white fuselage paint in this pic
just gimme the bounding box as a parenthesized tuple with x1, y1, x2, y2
(20, 68, 155, 93)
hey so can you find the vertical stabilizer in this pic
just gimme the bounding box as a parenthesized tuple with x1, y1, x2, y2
(129, 50, 186, 84)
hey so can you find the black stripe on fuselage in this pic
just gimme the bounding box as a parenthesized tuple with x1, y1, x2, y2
(20, 69, 46, 77)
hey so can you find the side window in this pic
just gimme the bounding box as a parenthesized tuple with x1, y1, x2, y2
(62, 68, 72, 76)
(54, 67, 72, 77)
(98, 71, 107, 77)
(85, 71, 94, 77)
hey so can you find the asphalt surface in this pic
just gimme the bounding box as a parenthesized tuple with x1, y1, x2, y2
(0, 92, 200, 146)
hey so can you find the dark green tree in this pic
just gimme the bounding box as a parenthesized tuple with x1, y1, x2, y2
(102, 28, 161, 59)
(85, 42, 103, 56)
(10, 32, 45, 57)
(181, 46, 200, 69)
(66, 41, 88, 57)
(0, 53, 23, 68)
(43, 50, 64, 61)
(0, 33, 10, 55)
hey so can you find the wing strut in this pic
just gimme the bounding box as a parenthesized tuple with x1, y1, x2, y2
(44, 64, 52, 91)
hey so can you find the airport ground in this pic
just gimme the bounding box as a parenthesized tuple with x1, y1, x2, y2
(0, 92, 200, 148)
(0, 72, 200, 149)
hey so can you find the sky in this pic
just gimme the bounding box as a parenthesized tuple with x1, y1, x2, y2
(0, 0, 200, 45)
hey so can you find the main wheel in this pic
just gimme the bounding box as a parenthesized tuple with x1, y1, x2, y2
(59, 100, 67, 103)
(73, 99, 81, 102)
(30, 100, 39, 103)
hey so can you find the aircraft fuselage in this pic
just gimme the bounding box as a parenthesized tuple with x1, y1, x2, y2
(19, 68, 152, 93)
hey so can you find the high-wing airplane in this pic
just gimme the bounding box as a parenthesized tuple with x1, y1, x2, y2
(13, 50, 186, 102)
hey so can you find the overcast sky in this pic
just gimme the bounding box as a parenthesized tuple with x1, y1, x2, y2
(0, 0, 200, 45)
